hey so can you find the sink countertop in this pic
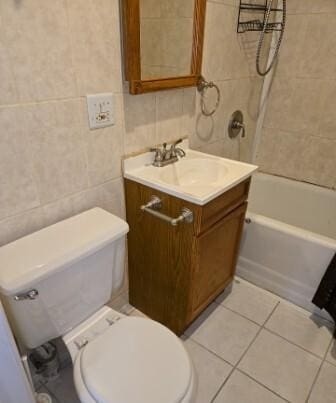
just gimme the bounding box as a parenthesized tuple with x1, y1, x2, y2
(123, 143, 258, 206)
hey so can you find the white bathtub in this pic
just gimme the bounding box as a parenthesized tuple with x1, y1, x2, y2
(238, 173, 336, 317)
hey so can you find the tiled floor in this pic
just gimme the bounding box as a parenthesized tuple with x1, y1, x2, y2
(36, 277, 336, 403)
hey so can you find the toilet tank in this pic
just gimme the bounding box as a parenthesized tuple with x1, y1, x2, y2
(0, 208, 129, 349)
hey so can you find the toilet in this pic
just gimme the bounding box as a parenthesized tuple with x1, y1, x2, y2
(0, 208, 196, 403)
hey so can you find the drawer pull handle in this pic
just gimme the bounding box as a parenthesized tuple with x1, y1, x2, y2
(141, 196, 193, 226)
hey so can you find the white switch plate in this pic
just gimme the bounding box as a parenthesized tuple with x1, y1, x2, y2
(86, 93, 115, 129)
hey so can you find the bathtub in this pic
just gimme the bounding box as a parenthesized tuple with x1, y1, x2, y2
(237, 173, 336, 317)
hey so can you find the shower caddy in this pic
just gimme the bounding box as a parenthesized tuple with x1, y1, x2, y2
(237, 0, 287, 76)
(237, 0, 285, 33)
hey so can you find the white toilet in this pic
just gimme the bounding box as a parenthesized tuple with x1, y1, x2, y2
(0, 208, 196, 403)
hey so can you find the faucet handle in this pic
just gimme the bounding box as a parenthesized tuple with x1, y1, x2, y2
(170, 139, 186, 158)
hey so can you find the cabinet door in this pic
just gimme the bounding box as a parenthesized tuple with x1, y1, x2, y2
(191, 203, 247, 318)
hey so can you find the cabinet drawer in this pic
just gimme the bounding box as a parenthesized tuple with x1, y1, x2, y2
(197, 179, 250, 235)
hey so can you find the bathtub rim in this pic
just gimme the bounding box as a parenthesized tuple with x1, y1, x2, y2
(245, 211, 336, 249)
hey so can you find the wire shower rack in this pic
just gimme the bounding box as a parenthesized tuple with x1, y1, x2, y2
(237, 1, 285, 33)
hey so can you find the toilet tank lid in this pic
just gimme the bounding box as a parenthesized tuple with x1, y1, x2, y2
(0, 208, 129, 296)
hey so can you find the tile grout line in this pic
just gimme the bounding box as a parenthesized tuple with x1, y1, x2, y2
(187, 338, 235, 369)
(263, 327, 333, 361)
(305, 336, 335, 403)
(213, 299, 276, 327)
(215, 294, 333, 360)
(210, 301, 283, 402)
(236, 369, 290, 403)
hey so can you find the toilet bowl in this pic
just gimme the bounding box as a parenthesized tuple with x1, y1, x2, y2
(65, 308, 196, 403)
(0, 208, 196, 403)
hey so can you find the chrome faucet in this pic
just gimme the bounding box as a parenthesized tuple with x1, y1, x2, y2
(150, 139, 186, 167)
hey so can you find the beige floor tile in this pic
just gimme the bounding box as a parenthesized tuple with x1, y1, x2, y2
(308, 362, 336, 403)
(265, 302, 333, 358)
(326, 338, 336, 366)
(214, 370, 286, 403)
(326, 339, 336, 365)
(238, 329, 321, 402)
(185, 303, 260, 365)
(216, 277, 279, 325)
(184, 339, 232, 403)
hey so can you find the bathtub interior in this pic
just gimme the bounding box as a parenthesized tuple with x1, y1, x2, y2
(248, 173, 336, 241)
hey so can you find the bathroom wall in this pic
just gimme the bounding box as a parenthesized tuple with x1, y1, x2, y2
(0, 0, 197, 307)
(189, 0, 265, 163)
(256, 1, 336, 190)
(0, 0, 196, 249)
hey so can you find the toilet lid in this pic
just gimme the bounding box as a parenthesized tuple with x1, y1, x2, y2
(77, 317, 192, 403)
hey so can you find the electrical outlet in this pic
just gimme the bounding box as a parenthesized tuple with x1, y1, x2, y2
(86, 93, 115, 129)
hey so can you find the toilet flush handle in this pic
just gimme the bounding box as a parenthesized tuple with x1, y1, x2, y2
(14, 289, 39, 301)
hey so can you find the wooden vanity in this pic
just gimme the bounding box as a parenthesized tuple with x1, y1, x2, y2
(125, 177, 250, 335)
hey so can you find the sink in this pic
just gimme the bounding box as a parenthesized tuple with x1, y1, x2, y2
(123, 141, 258, 205)
(159, 158, 228, 187)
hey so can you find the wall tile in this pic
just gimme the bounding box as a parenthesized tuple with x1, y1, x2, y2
(0, 0, 77, 102)
(0, 19, 17, 105)
(0, 208, 46, 247)
(67, 0, 123, 95)
(181, 88, 197, 137)
(256, 128, 310, 181)
(264, 77, 327, 135)
(192, 77, 260, 159)
(301, 137, 336, 188)
(24, 100, 88, 204)
(276, 14, 306, 78)
(297, 14, 336, 79)
(319, 80, 336, 140)
(0, 107, 40, 219)
(84, 178, 126, 219)
(84, 96, 124, 186)
(202, 2, 250, 81)
(43, 177, 125, 228)
(156, 89, 184, 144)
(124, 93, 156, 154)
(287, 0, 336, 15)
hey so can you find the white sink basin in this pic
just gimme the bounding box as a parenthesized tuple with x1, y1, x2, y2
(123, 143, 258, 205)
(159, 158, 228, 187)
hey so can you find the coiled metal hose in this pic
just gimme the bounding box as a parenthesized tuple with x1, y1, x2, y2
(256, 0, 287, 76)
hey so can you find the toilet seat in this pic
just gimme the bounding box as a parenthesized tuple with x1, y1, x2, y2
(73, 316, 195, 403)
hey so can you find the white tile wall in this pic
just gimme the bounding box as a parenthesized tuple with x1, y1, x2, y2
(0, 0, 196, 249)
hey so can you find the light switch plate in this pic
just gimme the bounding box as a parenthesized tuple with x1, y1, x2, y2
(86, 93, 115, 129)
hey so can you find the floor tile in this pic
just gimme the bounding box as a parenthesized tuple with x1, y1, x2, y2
(213, 370, 286, 403)
(265, 302, 333, 357)
(184, 339, 232, 403)
(238, 329, 321, 402)
(325, 338, 336, 366)
(45, 365, 80, 403)
(216, 277, 279, 325)
(185, 303, 260, 365)
(308, 362, 336, 403)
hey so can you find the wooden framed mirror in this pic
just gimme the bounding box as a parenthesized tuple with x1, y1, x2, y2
(122, 0, 207, 94)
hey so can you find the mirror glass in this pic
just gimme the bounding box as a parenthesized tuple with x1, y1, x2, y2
(140, 0, 195, 80)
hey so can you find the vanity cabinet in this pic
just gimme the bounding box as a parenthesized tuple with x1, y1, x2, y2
(124, 178, 250, 335)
